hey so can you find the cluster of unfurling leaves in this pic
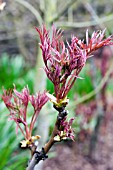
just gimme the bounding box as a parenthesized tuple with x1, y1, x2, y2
(35, 26, 113, 102)
(2, 25, 113, 149)
(2, 86, 48, 147)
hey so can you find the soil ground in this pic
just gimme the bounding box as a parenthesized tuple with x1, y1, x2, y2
(43, 115, 113, 170)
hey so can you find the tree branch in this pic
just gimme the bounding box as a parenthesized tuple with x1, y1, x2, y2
(55, 14, 113, 28)
(14, 0, 43, 26)
(26, 106, 68, 170)
(51, 0, 77, 23)
(68, 61, 113, 108)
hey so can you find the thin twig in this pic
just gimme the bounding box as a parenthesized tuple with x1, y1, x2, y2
(67, 2, 113, 108)
(14, 0, 43, 26)
(68, 62, 113, 108)
(51, 0, 77, 23)
(55, 14, 113, 28)
(26, 106, 68, 170)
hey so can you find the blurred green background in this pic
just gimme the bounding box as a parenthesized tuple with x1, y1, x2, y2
(0, 0, 113, 170)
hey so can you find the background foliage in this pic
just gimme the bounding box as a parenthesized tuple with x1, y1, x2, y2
(0, 0, 113, 170)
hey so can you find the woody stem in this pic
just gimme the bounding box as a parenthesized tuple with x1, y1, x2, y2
(26, 105, 68, 170)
